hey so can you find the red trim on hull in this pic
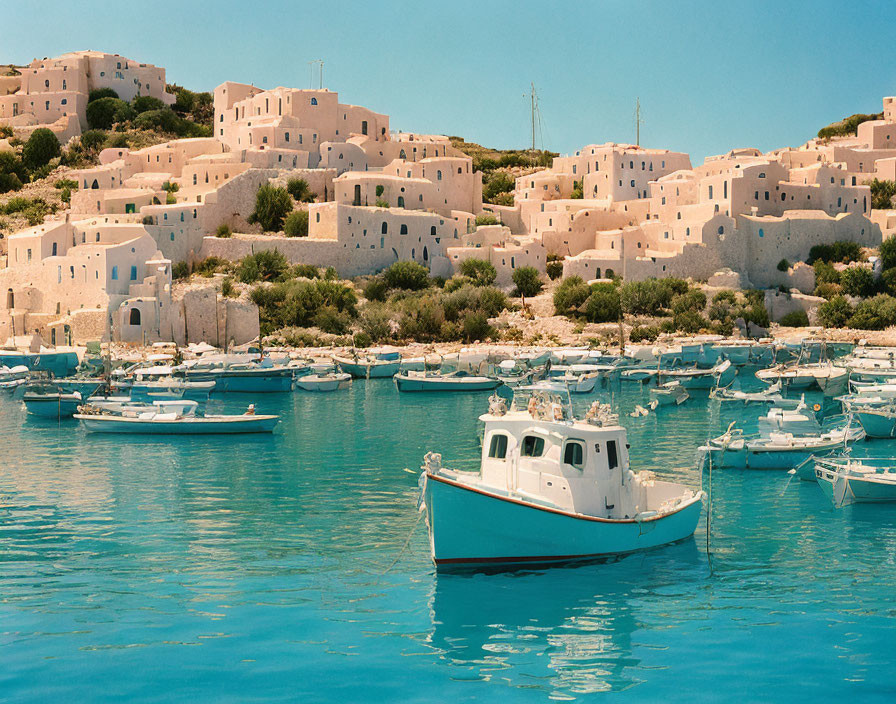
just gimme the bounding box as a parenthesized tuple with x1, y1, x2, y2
(426, 471, 702, 524)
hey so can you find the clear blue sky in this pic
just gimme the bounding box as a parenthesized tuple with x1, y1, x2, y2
(6, 0, 895, 163)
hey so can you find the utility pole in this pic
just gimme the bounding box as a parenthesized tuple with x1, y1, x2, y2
(530, 82, 536, 152)
(319, 60, 324, 89)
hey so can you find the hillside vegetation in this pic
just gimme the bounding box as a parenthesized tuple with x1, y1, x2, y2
(817, 112, 883, 140)
(449, 137, 555, 206)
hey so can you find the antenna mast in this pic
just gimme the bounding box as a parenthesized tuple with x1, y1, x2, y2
(635, 97, 644, 146)
(530, 82, 536, 152)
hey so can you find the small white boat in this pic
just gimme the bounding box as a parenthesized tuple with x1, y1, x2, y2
(848, 379, 896, 399)
(709, 380, 800, 408)
(333, 354, 402, 379)
(756, 364, 824, 391)
(849, 405, 896, 438)
(814, 457, 896, 507)
(295, 369, 352, 392)
(649, 380, 689, 407)
(74, 400, 278, 434)
(699, 421, 864, 470)
(394, 370, 502, 392)
(657, 359, 736, 390)
(620, 367, 658, 382)
(551, 364, 605, 393)
(0, 364, 30, 389)
(419, 388, 704, 567)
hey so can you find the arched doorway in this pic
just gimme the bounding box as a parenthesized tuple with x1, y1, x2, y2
(128, 308, 141, 326)
(6, 288, 13, 309)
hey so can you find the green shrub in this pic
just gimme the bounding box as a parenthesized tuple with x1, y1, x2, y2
(512, 266, 543, 297)
(839, 266, 875, 297)
(570, 180, 584, 199)
(779, 310, 810, 327)
(194, 256, 226, 277)
(237, 249, 290, 283)
(88, 88, 118, 103)
(54, 178, 77, 190)
(814, 281, 842, 299)
(584, 285, 621, 323)
(671, 289, 707, 314)
(22, 128, 60, 170)
(286, 178, 314, 202)
(0, 172, 23, 194)
(880, 267, 896, 296)
(382, 261, 430, 290)
(553, 276, 591, 315)
(375, 185, 384, 197)
(133, 108, 211, 138)
(86, 98, 134, 130)
(221, 277, 237, 298)
(284, 210, 309, 237)
(290, 264, 320, 279)
(813, 260, 840, 285)
(166, 192, 177, 205)
(79, 130, 107, 152)
(868, 178, 896, 210)
(879, 237, 896, 270)
(474, 213, 499, 227)
(482, 172, 515, 203)
(359, 303, 393, 341)
(620, 278, 675, 315)
(172, 261, 190, 280)
(314, 305, 353, 334)
(808, 241, 863, 265)
(462, 311, 492, 342)
(848, 294, 896, 330)
(132, 96, 167, 113)
(248, 184, 293, 232)
(777, 258, 790, 272)
(375, 198, 389, 208)
(59, 187, 71, 203)
(459, 258, 497, 287)
(251, 278, 357, 336)
(629, 324, 660, 342)
(363, 276, 389, 301)
(0, 124, 13, 139)
(546, 258, 564, 280)
(216, 224, 232, 238)
(818, 295, 853, 328)
(673, 309, 707, 334)
(711, 289, 737, 304)
(817, 112, 882, 139)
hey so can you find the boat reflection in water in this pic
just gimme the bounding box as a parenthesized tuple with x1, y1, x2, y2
(427, 542, 701, 696)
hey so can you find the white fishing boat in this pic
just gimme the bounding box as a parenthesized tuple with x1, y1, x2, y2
(849, 379, 896, 399)
(418, 387, 704, 567)
(813, 457, 896, 507)
(333, 353, 402, 378)
(551, 364, 606, 393)
(394, 370, 502, 392)
(706, 340, 755, 366)
(699, 417, 864, 470)
(840, 355, 896, 383)
(0, 364, 30, 389)
(295, 364, 352, 392)
(74, 400, 278, 434)
(709, 380, 800, 408)
(493, 359, 541, 388)
(649, 380, 689, 407)
(657, 359, 736, 390)
(620, 367, 659, 382)
(756, 362, 846, 394)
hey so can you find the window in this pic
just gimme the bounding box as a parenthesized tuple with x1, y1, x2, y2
(111, 266, 118, 280)
(400, 224, 408, 235)
(708, 185, 713, 199)
(130, 265, 137, 280)
(128, 308, 141, 326)
(488, 434, 508, 459)
(311, 97, 318, 106)
(521, 435, 545, 457)
(607, 440, 618, 469)
(285, 132, 289, 142)
(564, 441, 585, 469)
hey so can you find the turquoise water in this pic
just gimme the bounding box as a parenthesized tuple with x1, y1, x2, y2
(2, 375, 895, 702)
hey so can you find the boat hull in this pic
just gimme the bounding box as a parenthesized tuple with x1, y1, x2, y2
(703, 441, 847, 470)
(75, 415, 278, 434)
(337, 360, 402, 378)
(394, 376, 501, 392)
(214, 374, 293, 393)
(815, 467, 896, 505)
(854, 411, 896, 438)
(24, 396, 82, 418)
(423, 473, 702, 567)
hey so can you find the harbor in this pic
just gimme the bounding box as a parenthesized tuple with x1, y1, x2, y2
(2, 338, 896, 700)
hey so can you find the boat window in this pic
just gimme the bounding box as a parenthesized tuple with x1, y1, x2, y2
(563, 441, 585, 469)
(488, 434, 508, 459)
(521, 435, 545, 458)
(607, 440, 619, 470)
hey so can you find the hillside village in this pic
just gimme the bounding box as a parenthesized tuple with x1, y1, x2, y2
(2, 49, 896, 350)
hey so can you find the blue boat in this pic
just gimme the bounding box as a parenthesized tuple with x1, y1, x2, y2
(22, 385, 83, 418)
(0, 350, 79, 377)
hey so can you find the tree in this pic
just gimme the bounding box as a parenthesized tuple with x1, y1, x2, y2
(382, 261, 430, 290)
(286, 178, 314, 202)
(284, 210, 309, 237)
(777, 258, 790, 272)
(86, 98, 134, 130)
(839, 266, 875, 298)
(474, 213, 498, 227)
(867, 178, 896, 210)
(482, 172, 514, 203)
(88, 87, 118, 103)
(79, 129, 107, 152)
(512, 266, 543, 298)
(132, 95, 167, 113)
(779, 310, 810, 327)
(584, 285, 621, 322)
(817, 295, 853, 328)
(879, 237, 896, 270)
(249, 184, 293, 232)
(22, 128, 60, 171)
(237, 249, 289, 283)
(458, 258, 497, 286)
(553, 276, 591, 315)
